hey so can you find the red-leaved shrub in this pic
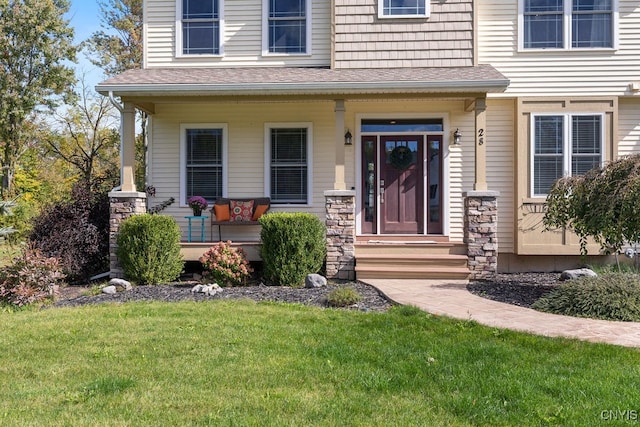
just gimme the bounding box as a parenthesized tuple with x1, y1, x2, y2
(0, 245, 66, 307)
(29, 185, 109, 283)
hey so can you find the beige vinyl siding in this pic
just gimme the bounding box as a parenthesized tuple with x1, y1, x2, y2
(334, 0, 474, 69)
(148, 101, 337, 241)
(619, 99, 640, 156)
(144, 0, 330, 68)
(478, 0, 640, 97)
(485, 98, 515, 253)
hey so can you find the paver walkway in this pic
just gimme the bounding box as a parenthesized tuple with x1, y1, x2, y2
(362, 279, 640, 348)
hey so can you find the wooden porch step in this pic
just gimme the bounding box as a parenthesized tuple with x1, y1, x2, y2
(355, 266, 471, 280)
(354, 242, 467, 256)
(354, 245, 471, 280)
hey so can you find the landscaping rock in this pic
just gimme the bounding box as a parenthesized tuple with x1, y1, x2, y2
(560, 268, 597, 281)
(305, 274, 327, 288)
(109, 278, 132, 291)
(102, 286, 117, 295)
(191, 283, 223, 296)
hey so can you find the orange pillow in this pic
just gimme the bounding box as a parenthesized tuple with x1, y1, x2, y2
(213, 204, 230, 221)
(251, 204, 269, 221)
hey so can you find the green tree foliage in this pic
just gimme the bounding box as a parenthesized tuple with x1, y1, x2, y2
(85, 0, 146, 191)
(0, 0, 77, 197)
(544, 154, 640, 255)
(84, 0, 142, 76)
(46, 78, 120, 192)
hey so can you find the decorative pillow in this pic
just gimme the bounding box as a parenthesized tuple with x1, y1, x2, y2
(230, 200, 254, 222)
(213, 204, 230, 221)
(251, 204, 269, 221)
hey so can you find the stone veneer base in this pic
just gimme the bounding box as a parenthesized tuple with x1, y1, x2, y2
(464, 191, 499, 279)
(324, 190, 356, 281)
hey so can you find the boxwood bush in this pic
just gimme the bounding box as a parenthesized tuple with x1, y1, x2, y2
(259, 212, 326, 287)
(532, 273, 640, 322)
(116, 214, 184, 285)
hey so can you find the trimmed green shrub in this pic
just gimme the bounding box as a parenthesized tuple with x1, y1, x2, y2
(532, 273, 640, 322)
(327, 287, 362, 308)
(259, 213, 326, 287)
(200, 241, 253, 286)
(116, 214, 184, 285)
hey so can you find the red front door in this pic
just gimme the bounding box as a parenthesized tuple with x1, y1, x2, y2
(380, 136, 424, 234)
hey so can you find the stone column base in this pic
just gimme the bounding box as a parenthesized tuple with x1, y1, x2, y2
(464, 191, 499, 279)
(109, 191, 147, 278)
(324, 190, 356, 280)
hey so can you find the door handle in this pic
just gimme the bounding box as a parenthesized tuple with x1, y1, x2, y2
(379, 180, 384, 203)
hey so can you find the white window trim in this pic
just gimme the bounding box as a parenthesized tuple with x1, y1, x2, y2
(529, 113, 605, 198)
(262, 0, 312, 56)
(378, 0, 430, 19)
(517, 0, 619, 52)
(180, 123, 228, 207)
(264, 122, 313, 206)
(175, 0, 225, 58)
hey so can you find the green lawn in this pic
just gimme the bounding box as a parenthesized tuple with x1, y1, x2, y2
(1, 301, 638, 426)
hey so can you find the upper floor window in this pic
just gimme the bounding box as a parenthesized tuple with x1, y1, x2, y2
(180, 0, 222, 55)
(521, 0, 616, 50)
(531, 114, 603, 196)
(379, 0, 429, 18)
(265, 0, 310, 54)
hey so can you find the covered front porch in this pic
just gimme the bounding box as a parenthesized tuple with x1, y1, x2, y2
(98, 66, 508, 280)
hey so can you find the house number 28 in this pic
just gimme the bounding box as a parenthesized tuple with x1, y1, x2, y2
(478, 129, 485, 146)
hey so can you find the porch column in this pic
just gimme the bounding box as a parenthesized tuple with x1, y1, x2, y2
(464, 191, 499, 279)
(474, 97, 488, 191)
(333, 99, 347, 190)
(121, 101, 137, 192)
(108, 191, 147, 278)
(324, 190, 356, 280)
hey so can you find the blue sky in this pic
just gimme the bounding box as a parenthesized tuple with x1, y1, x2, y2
(66, 0, 106, 91)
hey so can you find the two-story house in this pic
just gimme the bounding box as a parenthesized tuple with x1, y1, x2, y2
(97, 0, 640, 280)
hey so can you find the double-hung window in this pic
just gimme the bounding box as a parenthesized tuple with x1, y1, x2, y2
(266, 124, 311, 204)
(265, 0, 309, 54)
(521, 0, 615, 50)
(180, 0, 222, 55)
(181, 125, 226, 205)
(531, 114, 603, 196)
(378, 0, 429, 18)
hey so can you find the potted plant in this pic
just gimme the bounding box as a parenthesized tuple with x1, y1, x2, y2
(187, 196, 208, 217)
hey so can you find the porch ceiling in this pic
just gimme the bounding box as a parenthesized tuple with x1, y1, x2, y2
(96, 65, 509, 100)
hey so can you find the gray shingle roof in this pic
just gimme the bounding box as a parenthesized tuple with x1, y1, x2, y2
(96, 65, 509, 96)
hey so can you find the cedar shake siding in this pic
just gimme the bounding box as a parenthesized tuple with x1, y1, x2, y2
(333, 0, 474, 69)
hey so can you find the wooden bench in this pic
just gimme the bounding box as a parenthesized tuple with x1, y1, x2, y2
(210, 197, 271, 241)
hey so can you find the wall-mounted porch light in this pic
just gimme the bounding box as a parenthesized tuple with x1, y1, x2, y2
(344, 130, 353, 145)
(453, 128, 462, 145)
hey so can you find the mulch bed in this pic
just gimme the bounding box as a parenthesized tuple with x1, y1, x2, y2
(467, 272, 561, 308)
(53, 280, 395, 312)
(53, 272, 564, 311)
